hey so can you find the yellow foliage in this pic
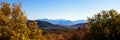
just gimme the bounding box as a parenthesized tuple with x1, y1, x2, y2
(0, 2, 46, 40)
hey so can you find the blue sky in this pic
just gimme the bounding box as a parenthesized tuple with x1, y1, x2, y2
(0, 0, 120, 21)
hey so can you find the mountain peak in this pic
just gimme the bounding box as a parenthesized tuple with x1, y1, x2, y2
(40, 19, 87, 25)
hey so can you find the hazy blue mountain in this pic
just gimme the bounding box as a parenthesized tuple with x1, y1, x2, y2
(28, 20, 87, 30)
(28, 20, 68, 30)
(40, 19, 87, 25)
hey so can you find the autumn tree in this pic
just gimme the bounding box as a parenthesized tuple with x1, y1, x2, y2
(28, 21, 46, 40)
(0, 2, 45, 40)
(84, 10, 120, 40)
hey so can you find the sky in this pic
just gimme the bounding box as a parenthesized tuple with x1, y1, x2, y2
(0, 0, 120, 21)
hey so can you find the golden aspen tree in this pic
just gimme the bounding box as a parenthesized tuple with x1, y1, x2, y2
(0, 2, 46, 40)
(28, 21, 46, 40)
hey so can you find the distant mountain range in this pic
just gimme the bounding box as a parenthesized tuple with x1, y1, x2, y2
(39, 19, 87, 25)
(28, 19, 87, 30)
(28, 20, 68, 30)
